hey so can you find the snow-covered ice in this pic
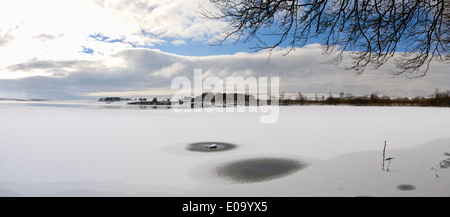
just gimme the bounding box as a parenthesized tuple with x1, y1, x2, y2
(0, 101, 449, 196)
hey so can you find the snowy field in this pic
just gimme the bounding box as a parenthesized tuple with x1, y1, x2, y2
(0, 101, 449, 197)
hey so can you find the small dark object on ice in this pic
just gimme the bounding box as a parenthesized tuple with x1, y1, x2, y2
(187, 142, 236, 152)
(438, 159, 450, 169)
(397, 184, 416, 191)
(431, 167, 439, 178)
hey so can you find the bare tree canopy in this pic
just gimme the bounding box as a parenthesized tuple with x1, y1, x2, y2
(202, 0, 449, 76)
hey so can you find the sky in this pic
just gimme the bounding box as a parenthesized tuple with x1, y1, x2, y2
(0, 0, 448, 100)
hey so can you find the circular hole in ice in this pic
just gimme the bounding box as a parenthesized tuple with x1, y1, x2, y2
(396, 184, 416, 191)
(186, 142, 237, 153)
(215, 158, 308, 183)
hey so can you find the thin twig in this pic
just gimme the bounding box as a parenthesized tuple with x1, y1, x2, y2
(382, 141, 387, 171)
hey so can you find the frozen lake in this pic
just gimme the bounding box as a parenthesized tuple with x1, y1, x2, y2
(1, 102, 449, 196)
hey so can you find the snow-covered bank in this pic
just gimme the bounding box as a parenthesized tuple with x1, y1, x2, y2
(0, 104, 449, 196)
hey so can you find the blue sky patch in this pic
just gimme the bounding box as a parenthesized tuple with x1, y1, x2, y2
(81, 46, 95, 55)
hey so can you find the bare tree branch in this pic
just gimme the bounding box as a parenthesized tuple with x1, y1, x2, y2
(201, 0, 449, 76)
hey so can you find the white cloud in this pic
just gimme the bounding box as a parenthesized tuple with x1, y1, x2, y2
(112, 0, 225, 40)
(33, 33, 65, 42)
(152, 62, 188, 78)
(0, 28, 15, 47)
(171, 40, 187, 46)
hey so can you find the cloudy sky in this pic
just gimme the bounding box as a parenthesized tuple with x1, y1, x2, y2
(0, 0, 448, 100)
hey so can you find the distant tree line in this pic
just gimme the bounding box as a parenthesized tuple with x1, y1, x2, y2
(102, 89, 450, 108)
(127, 97, 171, 106)
(286, 89, 450, 107)
(178, 93, 259, 108)
(180, 90, 450, 108)
(196, 93, 257, 105)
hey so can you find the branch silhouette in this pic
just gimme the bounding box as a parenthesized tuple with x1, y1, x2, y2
(202, 0, 449, 76)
